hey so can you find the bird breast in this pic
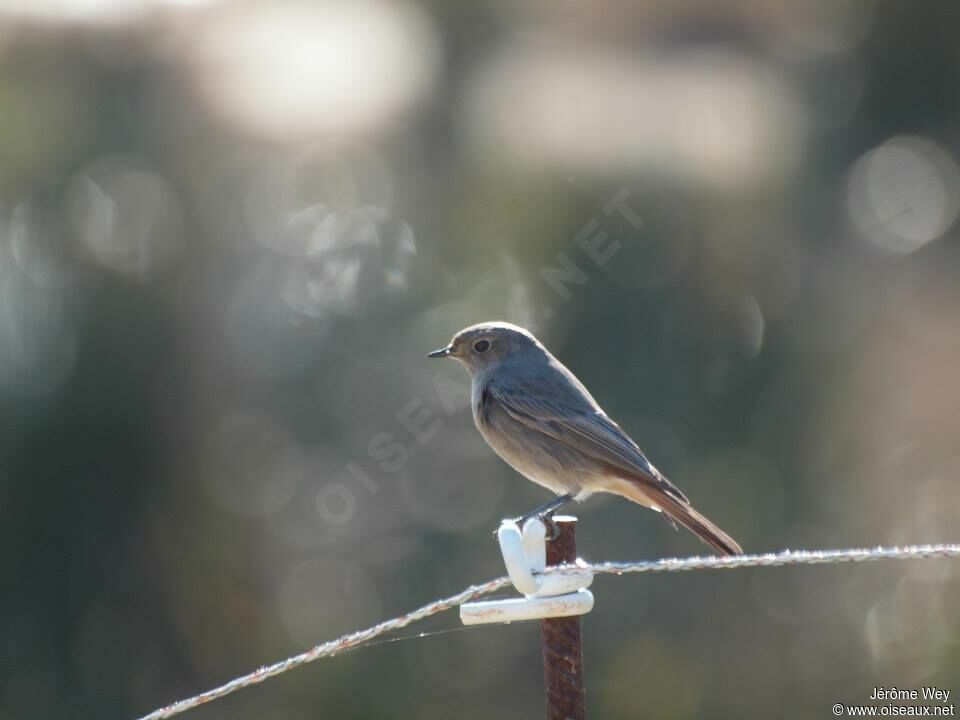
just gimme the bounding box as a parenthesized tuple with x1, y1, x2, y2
(471, 377, 585, 496)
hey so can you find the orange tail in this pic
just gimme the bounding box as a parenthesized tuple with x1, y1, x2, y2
(655, 493, 743, 556)
(614, 479, 743, 556)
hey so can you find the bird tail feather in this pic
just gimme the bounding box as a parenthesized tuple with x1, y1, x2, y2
(614, 478, 743, 556)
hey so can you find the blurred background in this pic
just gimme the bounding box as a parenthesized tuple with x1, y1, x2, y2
(2, 0, 959, 718)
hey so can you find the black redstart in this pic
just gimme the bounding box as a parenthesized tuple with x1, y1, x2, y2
(428, 321, 742, 555)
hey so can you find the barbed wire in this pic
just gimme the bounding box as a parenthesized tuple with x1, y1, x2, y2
(135, 543, 960, 720)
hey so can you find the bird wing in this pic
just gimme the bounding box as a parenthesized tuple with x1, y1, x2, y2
(486, 377, 688, 504)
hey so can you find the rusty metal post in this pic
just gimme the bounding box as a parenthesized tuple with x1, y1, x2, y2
(540, 516, 585, 720)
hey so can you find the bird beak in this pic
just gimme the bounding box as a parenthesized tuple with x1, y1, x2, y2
(426, 346, 452, 359)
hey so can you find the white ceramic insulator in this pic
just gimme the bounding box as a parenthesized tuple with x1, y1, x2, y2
(532, 568, 593, 598)
(459, 590, 594, 626)
(521, 518, 547, 573)
(496, 517, 594, 598)
(497, 521, 541, 596)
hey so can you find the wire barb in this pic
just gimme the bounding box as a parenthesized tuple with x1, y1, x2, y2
(134, 543, 960, 720)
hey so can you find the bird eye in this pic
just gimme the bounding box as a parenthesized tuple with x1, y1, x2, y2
(473, 339, 490, 353)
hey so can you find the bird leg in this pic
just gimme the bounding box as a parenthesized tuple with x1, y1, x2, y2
(491, 493, 576, 540)
(515, 493, 575, 526)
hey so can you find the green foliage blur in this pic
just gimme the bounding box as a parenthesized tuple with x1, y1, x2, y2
(2, 1, 960, 718)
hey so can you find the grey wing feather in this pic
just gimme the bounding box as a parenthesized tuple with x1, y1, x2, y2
(487, 376, 688, 503)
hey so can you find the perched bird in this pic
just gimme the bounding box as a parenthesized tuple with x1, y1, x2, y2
(428, 321, 742, 555)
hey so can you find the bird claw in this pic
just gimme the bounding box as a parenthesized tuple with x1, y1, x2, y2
(492, 510, 562, 540)
(492, 493, 574, 540)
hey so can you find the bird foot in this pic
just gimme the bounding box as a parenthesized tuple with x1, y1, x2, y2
(492, 510, 562, 540)
(491, 493, 575, 540)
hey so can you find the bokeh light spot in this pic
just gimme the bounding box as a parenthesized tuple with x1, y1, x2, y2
(277, 557, 381, 648)
(847, 136, 960, 255)
(188, 0, 440, 141)
(202, 411, 304, 517)
(0, 210, 78, 397)
(67, 156, 183, 278)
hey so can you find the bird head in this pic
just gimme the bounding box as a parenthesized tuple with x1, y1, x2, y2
(427, 321, 544, 374)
